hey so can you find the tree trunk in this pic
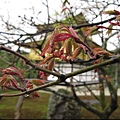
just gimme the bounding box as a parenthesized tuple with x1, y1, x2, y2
(14, 95, 24, 119)
(115, 63, 119, 87)
(14, 81, 25, 119)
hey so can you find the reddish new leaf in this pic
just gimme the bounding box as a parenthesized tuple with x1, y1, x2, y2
(10, 77, 24, 91)
(40, 27, 59, 56)
(31, 91, 40, 98)
(69, 26, 84, 44)
(26, 81, 33, 89)
(0, 74, 24, 91)
(39, 55, 53, 65)
(69, 26, 79, 38)
(78, 44, 88, 53)
(2, 66, 24, 81)
(54, 33, 72, 42)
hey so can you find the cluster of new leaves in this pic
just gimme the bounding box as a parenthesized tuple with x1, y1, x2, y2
(38, 25, 93, 78)
(0, 66, 43, 98)
(39, 25, 113, 78)
(0, 66, 25, 91)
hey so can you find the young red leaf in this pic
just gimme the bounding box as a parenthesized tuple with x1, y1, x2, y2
(40, 27, 59, 56)
(54, 33, 72, 42)
(69, 26, 79, 38)
(10, 77, 25, 91)
(26, 80, 33, 89)
(78, 44, 88, 53)
(0, 74, 24, 91)
(69, 26, 84, 44)
(2, 66, 24, 81)
(31, 91, 40, 98)
(40, 39, 51, 56)
(39, 71, 46, 78)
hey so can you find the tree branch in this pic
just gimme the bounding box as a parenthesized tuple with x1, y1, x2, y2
(65, 56, 120, 79)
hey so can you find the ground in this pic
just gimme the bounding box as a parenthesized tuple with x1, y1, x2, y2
(0, 88, 120, 119)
